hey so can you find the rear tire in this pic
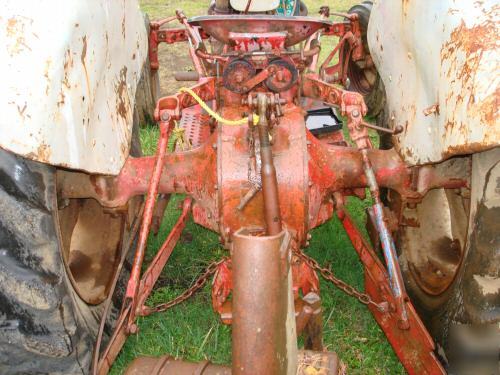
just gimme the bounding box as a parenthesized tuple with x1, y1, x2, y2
(346, 1, 386, 118)
(0, 26, 150, 370)
(0, 149, 124, 374)
(391, 148, 500, 371)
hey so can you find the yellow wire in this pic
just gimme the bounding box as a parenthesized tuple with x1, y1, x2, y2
(179, 87, 259, 126)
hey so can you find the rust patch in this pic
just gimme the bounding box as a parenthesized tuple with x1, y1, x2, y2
(62, 49, 73, 90)
(441, 18, 492, 119)
(57, 90, 65, 107)
(441, 9, 498, 83)
(423, 104, 439, 116)
(115, 66, 130, 121)
(439, 5, 499, 154)
(401, 0, 410, 17)
(441, 142, 496, 160)
(36, 143, 51, 162)
(80, 36, 91, 101)
(476, 87, 499, 128)
(6, 16, 33, 55)
(121, 12, 126, 39)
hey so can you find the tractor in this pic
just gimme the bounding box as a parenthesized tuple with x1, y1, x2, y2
(0, 0, 498, 374)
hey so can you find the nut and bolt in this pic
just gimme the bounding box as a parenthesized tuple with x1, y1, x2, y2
(234, 71, 244, 83)
(128, 324, 138, 334)
(161, 112, 170, 122)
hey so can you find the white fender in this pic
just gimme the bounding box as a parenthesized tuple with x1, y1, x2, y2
(0, 0, 147, 175)
(368, 0, 499, 165)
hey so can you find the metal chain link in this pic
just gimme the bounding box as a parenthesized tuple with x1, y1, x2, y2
(293, 249, 386, 311)
(146, 257, 228, 314)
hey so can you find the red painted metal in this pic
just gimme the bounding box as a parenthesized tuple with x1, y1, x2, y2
(188, 15, 332, 47)
(231, 32, 287, 52)
(292, 259, 320, 300)
(137, 198, 192, 314)
(335, 196, 445, 374)
(60, 134, 466, 224)
(88, 11, 472, 374)
(97, 197, 192, 374)
(125, 118, 172, 326)
(149, 15, 210, 72)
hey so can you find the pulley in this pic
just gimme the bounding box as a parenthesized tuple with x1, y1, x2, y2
(265, 58, 298, 92)
(222, 58, 256, 94)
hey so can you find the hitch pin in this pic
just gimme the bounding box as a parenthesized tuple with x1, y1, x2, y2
(361, 120, 404, 135)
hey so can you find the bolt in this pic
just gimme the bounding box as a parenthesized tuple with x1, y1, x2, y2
(276, 70, 284, 82)
(234, 71, 244, 83)
(351, 109, 360, 118)
(305, 241, 310, 247)
(160, 112, 170, 122)
(212, 143, 217, 149)
(307, 233, 312, 240)
(377, 301, 389, 313)
(128, 324, 138, 334)
(214, 184, 218, 190)
(398, 319, 410, 330)
(394, 125, 404, 135)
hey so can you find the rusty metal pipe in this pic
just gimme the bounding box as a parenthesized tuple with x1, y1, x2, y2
(125, 355, 230, 375)
(174, 71, 200, 81)
(257, 94, 282, 235)
(232, 228, 290, 375)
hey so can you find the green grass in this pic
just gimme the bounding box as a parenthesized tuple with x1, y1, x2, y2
(111, 1, 405, 373)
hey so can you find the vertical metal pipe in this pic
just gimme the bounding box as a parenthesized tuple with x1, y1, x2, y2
(232, 228, 290, 375)
(256, 94, 282, 235)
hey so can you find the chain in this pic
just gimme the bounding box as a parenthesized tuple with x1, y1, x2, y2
(145, 257, 228, 314)
(145, 251, 385, 315)
(293, 249, 386, 311)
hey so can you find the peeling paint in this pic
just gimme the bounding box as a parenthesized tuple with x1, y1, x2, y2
(115, 66, 130, 121)
(368, 0, 499, 165)
(0, 1, 148, 174)
(473, 274, 500, 296)
(6, 16, 33, 55)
